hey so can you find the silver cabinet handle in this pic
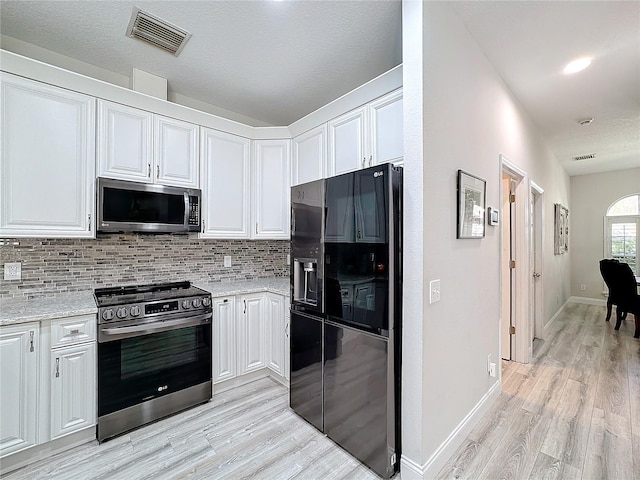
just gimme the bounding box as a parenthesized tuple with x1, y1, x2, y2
(285, 323, 289, 336)
(148, 163, 151, 177)
(55, 357, 60, 378)
(29, 331, 34, 352)
(244, 300, 247, 314)
(157, 165, 160, 178)
(368, 155, 373, 167)
(255, 222, 258, 235)
(88, 213, 92, 232)
(362, 157, 366, 168)
(223, 298, 228, 303)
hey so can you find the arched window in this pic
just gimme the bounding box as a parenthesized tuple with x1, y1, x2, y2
(605, 194, 639, 275)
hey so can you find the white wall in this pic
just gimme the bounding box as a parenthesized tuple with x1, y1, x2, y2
(570, 167, 640, 299)
(401, 2, 571, 476)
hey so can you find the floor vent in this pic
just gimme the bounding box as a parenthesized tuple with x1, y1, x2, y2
(572, 153, 596, 161)
(126, 8, 191, 56)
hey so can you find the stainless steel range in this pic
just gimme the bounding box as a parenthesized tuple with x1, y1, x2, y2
(95, 281, 212, 442)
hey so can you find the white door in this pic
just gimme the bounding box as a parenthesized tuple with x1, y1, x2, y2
(237, 294, 265, 374)
(154, 115, 199, 188)
(50, 343, 96, 439)
(265, 293, 285, 377)
(292, 125, 326, 185)
(369, 89, 403, 166)
(0, 323, 39, 456)
(252, 139, 291, 239)
(200, 128, 251, 238)
(97, 100, 153, 182)
(0, 74, 95, 238)
(327, 106, 368, 176)
(212, 296, 237, 383)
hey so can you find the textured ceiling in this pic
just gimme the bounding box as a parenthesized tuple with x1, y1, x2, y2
(451, 1, 640, 176)
(0, 0, 402, 126)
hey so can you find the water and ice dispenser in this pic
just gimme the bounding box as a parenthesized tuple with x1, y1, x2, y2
(293, 258, 319, 306)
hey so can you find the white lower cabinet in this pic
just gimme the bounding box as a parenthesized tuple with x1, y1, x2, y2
(237, 294, 266, 375)
(212, 297, 237, 383)
(0, 323, 39, 457)
(50, 343, 96, 440)
(211, 292, 289, 387)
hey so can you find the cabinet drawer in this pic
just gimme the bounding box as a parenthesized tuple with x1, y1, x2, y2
(51, 314, 96, 348)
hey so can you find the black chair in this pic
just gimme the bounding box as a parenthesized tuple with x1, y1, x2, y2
(599, 259, 640, 338)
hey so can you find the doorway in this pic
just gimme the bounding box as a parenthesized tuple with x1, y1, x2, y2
(530, 183, 545, 350)
(500, 155, 530, 364)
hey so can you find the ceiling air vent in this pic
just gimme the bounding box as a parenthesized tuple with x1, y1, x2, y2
(126, 8, 191, 56)
(572, 153, 596, 161)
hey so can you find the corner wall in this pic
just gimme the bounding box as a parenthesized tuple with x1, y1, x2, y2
(401, 2, 570, 476)
(570, 167, 640, 299)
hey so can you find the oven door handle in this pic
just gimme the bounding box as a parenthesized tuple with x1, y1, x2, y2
(99, 313, 212, 341)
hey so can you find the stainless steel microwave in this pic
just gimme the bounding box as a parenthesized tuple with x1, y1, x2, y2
(97, 178, 201, 233)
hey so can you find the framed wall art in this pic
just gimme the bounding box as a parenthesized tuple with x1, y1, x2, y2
(457, 170, 486, 239)
(554, 203, 569, 254)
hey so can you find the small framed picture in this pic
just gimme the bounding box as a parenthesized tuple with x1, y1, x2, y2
(457, 170, 486, 239)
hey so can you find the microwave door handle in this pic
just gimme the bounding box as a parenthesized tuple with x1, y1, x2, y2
(184, 192, 190, 227)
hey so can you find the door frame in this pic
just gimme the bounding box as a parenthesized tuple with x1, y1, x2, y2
(530, 182, 545, 342)
(500, 155, 531, 364)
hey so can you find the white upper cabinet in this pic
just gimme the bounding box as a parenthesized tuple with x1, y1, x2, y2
(327, 106, 368, 177)
(0, 322, 39, 457)
(200, 128, 251, 239)
(368, 89, 403, 166)
(97, 100, 199, 188)
(97, 100, 153, 182)
(252, 139, 291, 239)
(0, 74, 96, 238)
(292, 125, 326, 186)
(154, 116, 199, 188)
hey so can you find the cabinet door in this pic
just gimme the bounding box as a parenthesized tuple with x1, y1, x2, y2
(327, 106, 368, 177)
(97, 100, 153, 182)
(200, 128, 251, 238)
(237, 294, 265, 375)
(253, 139, 291, 239)
(0, 323, 39, 456)
(265, 293, 285, 377)
(0, 74, 95, 238)
(213, 296, 237, 383)
(292, 125, 326, 186)
(50, 343, 96, 439)
(284, 301, 290, 381)
(368, 89, 403, 166)
(154, 115, 199, 188)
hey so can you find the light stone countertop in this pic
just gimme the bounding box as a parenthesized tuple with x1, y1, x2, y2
(194, 277, 290, 298)
(0, 291, 98, 326)
(0, 277, 290, 327)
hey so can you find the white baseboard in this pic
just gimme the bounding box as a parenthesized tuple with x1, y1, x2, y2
(400, 380, 501, 479)
(569, 296, 606, 306)
(543, 298, 570, 338)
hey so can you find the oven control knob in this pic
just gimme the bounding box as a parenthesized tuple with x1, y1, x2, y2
(202, 297, 211, 307)
(193, 298, 202, 308)
(130, 305, 141, 317)
(102, 309, 114, 321)
(116, 307, 128, 319)
(182, 299, 192, 309)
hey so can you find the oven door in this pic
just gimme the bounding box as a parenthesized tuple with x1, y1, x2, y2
(98, 313, 212, 420)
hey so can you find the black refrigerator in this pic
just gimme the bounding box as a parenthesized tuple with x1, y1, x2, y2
(290, 163, 402, 479)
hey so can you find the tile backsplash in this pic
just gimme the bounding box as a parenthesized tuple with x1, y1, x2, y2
(0, 234, 289, 299)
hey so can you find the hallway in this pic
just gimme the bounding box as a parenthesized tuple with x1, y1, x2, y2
(436, 303, 639, 479)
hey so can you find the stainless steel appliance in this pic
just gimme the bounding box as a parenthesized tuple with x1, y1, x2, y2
(95, 281, 212, 442)
(97, 177, 201, 233)
(290, 164, 402, 479)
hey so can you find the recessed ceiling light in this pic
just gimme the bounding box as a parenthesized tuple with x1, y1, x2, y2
(563, 57, 592, 75)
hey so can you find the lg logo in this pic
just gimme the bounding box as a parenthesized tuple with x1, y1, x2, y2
(157, 385, 168, 392)
(373, 171, 384, 178)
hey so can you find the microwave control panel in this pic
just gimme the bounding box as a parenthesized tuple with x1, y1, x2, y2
(188, 196, 200, 226)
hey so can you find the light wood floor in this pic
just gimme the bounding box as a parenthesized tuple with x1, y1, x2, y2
(4, 303, 638, 480)
(436, 303, 640, 480)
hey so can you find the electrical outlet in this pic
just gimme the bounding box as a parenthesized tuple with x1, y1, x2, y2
(4, 262, 21, 281)
(429, 279, 441, 304)
(223, 256, 232, 268)
(489, 362, 497, 377)
(580, 284, 586, 291)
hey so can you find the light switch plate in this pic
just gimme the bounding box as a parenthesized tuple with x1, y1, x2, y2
(4, 262, 21, 281)
(223, 256, 232, 268)
(429, 279, 441, 304)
